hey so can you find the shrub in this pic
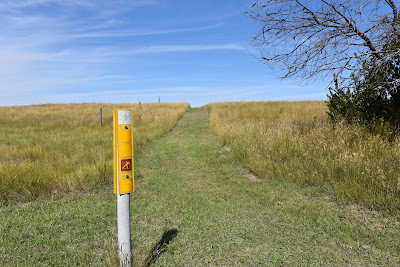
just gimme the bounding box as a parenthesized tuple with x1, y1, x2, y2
(327, 39, 400, 137)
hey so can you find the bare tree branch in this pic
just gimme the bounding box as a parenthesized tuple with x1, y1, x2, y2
(320, 0, 381, 59)
(246, 0, 400, 86)
(386, 0, 398, 22)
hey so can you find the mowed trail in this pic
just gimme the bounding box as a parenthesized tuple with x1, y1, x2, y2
(131, 108, 399, 266)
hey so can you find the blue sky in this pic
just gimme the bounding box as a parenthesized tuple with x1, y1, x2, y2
(0, 0, 327, 107)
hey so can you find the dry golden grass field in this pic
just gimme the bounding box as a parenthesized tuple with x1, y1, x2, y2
(1, 105, 399, 266)
(209, 101, 400, 212)
(0, 102, 189, 205)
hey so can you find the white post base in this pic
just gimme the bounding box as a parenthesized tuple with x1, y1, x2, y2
(118, 193, 132, 267)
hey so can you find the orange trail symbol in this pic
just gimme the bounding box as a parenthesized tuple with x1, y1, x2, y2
(121, 159, 132, 171)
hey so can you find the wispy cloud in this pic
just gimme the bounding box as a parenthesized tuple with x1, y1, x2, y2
(68, 23, 224, 39)
(0, 0, 157, 10)
(2, 86, 269, 106)
(127, 44, 244, 54)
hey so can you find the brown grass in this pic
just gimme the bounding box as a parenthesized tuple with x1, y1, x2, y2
(0, 102, 189, 204)
(209, 101, 400, 212)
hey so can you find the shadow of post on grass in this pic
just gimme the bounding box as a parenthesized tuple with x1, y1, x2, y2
(143, 229, 179, 266)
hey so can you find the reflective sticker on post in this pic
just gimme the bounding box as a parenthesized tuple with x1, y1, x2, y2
(118, 110, 131, 124)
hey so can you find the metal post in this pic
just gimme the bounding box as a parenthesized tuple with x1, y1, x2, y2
(114, 109, 134, 267)
(99, 107, 102, 127)
(118, 193, 132, 267)
(158, 97, 160, 103)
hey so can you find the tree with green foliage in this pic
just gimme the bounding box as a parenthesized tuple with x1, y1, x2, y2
(327, 37, 400, 131)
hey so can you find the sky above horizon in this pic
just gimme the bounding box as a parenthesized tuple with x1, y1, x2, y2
(0, 0, 328, 107)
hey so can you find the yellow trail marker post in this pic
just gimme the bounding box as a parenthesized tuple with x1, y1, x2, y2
(113, 109, 134, 267)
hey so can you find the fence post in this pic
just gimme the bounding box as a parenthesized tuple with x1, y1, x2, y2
(99, 107, 102, 127)
(158, 97, 160, 103)
(139, 102, 141, 109)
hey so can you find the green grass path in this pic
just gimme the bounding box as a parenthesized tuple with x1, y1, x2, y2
(1, 108, 399, 266)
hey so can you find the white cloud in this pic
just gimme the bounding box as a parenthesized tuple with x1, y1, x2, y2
(0, 0, 156, 10)
(127, 44, 244, 54)
(0, 86, 265, 105)
(68, 23, 224, 39)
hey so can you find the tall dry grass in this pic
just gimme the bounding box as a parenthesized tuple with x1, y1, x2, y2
(0, 102, 189, 204)
(209, 101, 400, 212)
